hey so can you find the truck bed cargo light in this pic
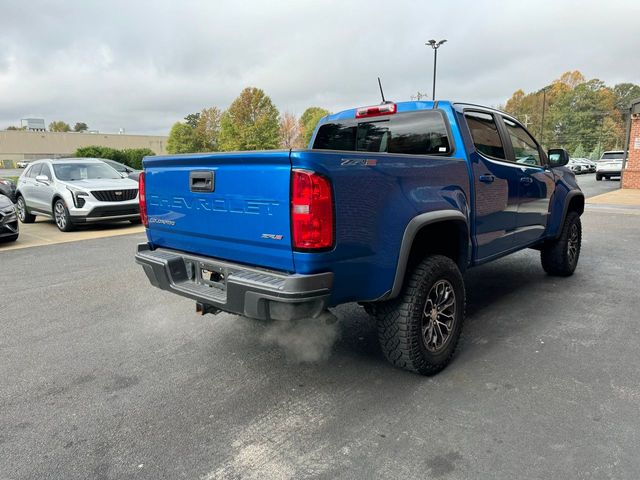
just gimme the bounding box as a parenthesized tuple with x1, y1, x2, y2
(355, 102, 397, 118)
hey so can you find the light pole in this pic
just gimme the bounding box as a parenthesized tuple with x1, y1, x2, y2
(426, 39, 447, 101)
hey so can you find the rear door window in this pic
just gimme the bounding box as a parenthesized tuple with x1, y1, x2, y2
(464, 111, 506, 159)
(313, 111, 451, 155)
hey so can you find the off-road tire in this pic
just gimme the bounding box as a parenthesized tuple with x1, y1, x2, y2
(16, 196, 36, 223)
(375, 255, 465, 376)
(540, 211, 581, 276)
(53, 199, 74, 232)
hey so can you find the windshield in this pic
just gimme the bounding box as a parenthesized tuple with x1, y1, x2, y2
(53, 163, 122, 181)
(103, 160, 127, 172)
(601, 152, 624, 160)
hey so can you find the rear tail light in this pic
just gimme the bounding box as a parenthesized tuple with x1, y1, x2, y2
(355, 102, 397, 118)
(291, 169, 334, 251)
(138, 171, 148, 227)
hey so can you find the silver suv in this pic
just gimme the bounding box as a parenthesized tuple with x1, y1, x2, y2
(15, 158, 140, 232)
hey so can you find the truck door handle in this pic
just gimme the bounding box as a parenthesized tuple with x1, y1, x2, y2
(519, 176, 533, 185)
(479, 174, 495, 184)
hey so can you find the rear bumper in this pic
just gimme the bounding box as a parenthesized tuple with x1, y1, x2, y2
(135, 243, 332, 321)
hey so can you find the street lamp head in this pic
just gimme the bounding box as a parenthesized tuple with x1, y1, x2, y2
(437, 39, 447, 46)
(426, 39, 436, 45)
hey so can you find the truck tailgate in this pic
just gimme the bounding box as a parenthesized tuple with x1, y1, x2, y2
(144, 151, 294, 272)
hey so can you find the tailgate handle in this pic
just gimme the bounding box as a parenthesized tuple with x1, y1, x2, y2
(190, 171, 215, 192)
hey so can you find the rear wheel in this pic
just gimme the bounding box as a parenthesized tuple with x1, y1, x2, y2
(375, 255, 465, 375)
(541, 211, 581, 276)
(129, 218, 142, 225)
(54, 199, 74, 232)
(16, 196, 36, 223)
(0, 234, 19, 243)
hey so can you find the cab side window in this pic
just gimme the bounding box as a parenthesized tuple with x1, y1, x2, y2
(464, 111, 505, 160)
(503, 118, 542, 166)
(28, 163, 42, 178)
(40, 164, 53, 180)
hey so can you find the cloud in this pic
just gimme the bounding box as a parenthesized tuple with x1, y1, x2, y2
(1, 0, 638, 134)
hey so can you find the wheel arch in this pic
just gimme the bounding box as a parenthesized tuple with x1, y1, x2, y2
(558, 191, 584, 237)
(385, 210, 470, 300)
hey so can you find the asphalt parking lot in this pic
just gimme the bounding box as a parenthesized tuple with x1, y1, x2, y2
(1, 174, 638, 479)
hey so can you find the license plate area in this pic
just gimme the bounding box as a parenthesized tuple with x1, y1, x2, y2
(194, 262, 227, 291)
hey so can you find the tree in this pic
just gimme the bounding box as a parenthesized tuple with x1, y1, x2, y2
(279, 112, 303, 149)
(6, 125, 25, 131)
(184, 112, 201, 129)
(502, 71, 636, 153)
(74, 145, 154, 170)
(613, 83, 640, 113)
(218, 87, 280, 151)
(300, 107, 330, 146)
(194, 107, 222, 152)
(73, 122, 88, 132)
(572, 144, 586, 158)
(166, 122, 199, 154)
(49, 121, 71, 132)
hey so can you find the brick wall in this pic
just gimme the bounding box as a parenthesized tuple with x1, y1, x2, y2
(622, 115, 640, 189)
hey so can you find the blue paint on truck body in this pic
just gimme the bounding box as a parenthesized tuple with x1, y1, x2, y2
(142, 100, 583, 307)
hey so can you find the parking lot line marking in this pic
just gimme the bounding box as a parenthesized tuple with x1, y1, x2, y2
(1, 219, 145, 252)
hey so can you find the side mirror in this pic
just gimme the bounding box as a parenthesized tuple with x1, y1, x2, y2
(548, 148, 570, 167)
(35, 174, 50, 184)
(120, 172, 128, 178)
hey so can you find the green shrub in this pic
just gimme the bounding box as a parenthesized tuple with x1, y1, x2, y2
(74, 146, 155, 170)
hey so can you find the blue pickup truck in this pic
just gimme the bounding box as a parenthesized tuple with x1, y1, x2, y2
(135, 100, 584, 375)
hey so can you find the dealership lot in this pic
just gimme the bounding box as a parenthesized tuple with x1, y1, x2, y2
(1, 175, 639, 479)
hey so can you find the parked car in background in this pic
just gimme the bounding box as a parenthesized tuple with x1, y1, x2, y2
(573, 157, 596, 173)
(16, 160, 31, 168)
(15, 158, 140, 232)
(0, 178, 17, 202)
(596, 150, 625, 180)
(98, 158, 141, 181)
(567, 158, 585, 174)
(0, 194, 19, 242)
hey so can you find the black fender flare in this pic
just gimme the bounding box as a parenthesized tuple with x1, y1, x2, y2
(556, 190, 584, 238)
(383, 210, 469, 301)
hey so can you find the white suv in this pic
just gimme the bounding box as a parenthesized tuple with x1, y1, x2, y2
(15, 158, 140, 231)
(596, 151, 625, 181)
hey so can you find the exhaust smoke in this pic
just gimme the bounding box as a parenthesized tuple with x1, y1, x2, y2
(261, 311, 340, 363)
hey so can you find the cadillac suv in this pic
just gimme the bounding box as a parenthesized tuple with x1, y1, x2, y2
(15, 158, 140, 232)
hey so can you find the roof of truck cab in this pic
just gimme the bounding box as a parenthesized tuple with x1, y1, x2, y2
(323, 100, 514, 123)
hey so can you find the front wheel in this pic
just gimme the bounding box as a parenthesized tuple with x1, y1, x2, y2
(54, 199, 74, 232)
(16, 196, 36, 223)
(541, 211, 581, 276)
(375, 255, 465, 375)
(595, 174, 602, 181)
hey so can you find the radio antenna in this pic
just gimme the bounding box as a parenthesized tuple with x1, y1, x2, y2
(377, 77, 386, 103)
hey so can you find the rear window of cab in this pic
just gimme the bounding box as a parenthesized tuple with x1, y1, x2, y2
(313, 110, 452, 156)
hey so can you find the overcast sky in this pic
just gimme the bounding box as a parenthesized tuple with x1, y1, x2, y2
(1, 0, 638, 135)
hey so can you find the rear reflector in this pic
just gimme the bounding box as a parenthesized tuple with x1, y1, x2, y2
(138, 171, 148, 227)
(355, 102, 397, 118)
(291, 170, 334, 251)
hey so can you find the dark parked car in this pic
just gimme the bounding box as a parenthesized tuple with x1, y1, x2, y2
(0, 194, 19, 242)
(99, 159, 141, 181)
(0, 178, 17, 202)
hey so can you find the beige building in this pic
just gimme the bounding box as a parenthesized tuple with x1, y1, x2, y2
(0, 130, 167, 167)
